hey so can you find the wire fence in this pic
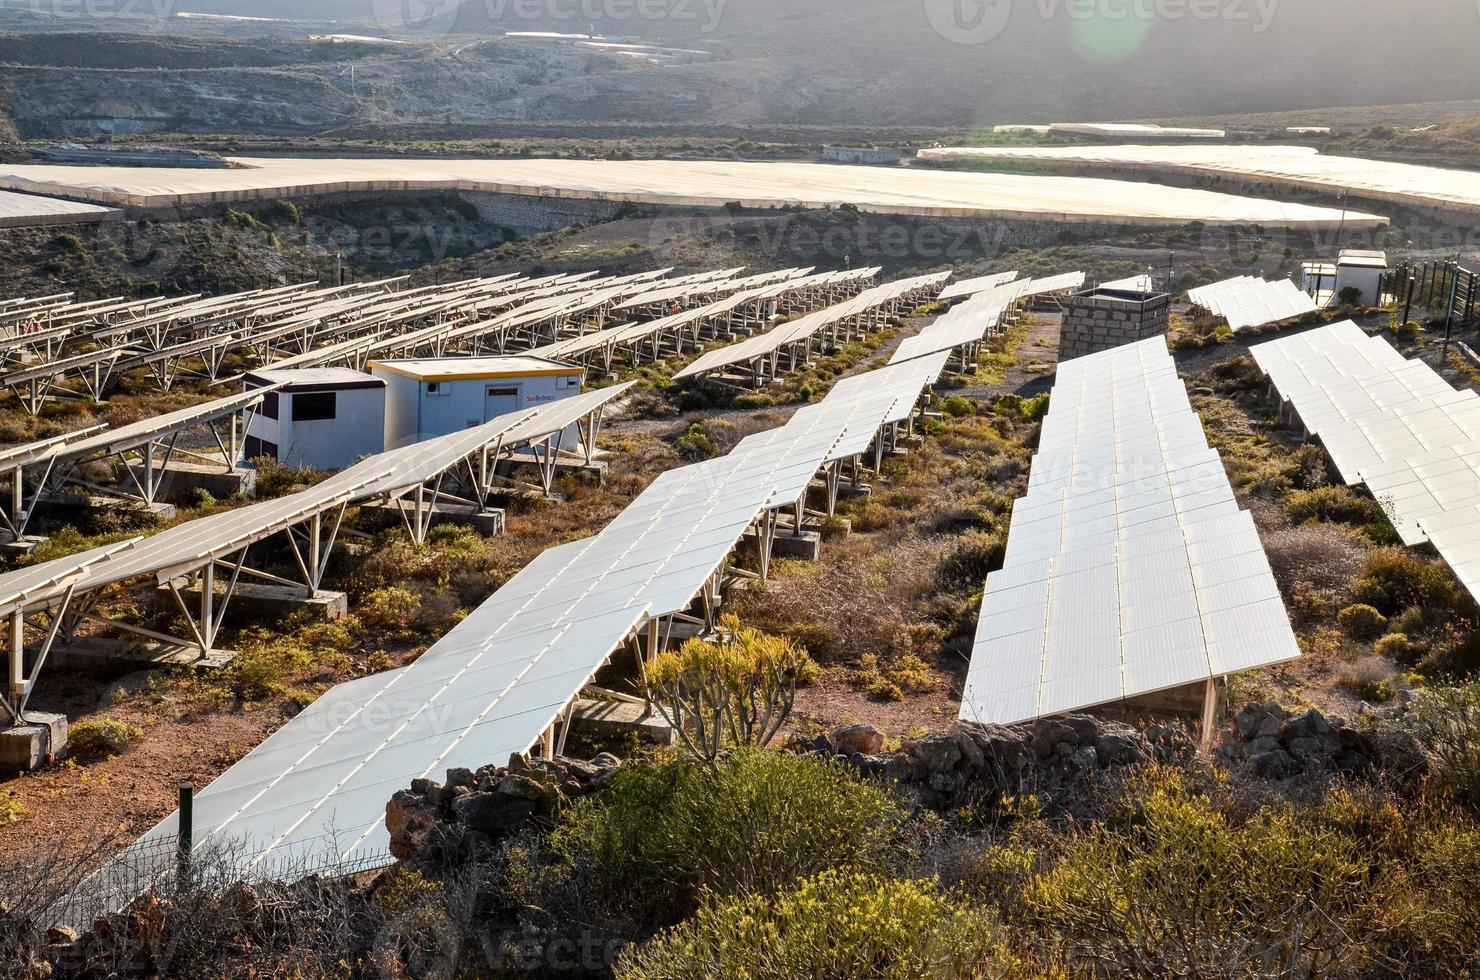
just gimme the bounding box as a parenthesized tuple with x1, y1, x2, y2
(1383, 260, 1479, 323)
(31, 831, 393, 933)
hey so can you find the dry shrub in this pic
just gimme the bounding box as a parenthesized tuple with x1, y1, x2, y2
(1337, 655, 1396, 702)
(1352, 548, 1470, 619)
(731, 537, 956, 665)
(1261, 523, 1367, 602)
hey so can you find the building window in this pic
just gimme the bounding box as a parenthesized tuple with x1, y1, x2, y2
(559, 376, 581, 389)
(485, 386, 518, 398)
(426, 382, 449, 396)
(260, 391, 279, 420)
(292, 391, 337, 422)
(244, 435, 278, 460)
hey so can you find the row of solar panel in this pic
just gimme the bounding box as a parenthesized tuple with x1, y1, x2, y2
(960, 336, 1301, 728)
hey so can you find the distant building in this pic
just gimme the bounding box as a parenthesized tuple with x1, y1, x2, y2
(32, 144, 229, 169)
(1301, 250, 1389, 307)
(242, 368, 387, 471)
(1047, 123, 1225, 140)
(1335, 249, 1388, 306)
(369, 356, 585, 449)
(821, 146, 907, 165)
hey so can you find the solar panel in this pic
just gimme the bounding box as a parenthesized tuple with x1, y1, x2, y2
(959, 336, 1300, 727)
(673, 272, 948, 382)
(102, 347, 954, 883)
(1251, 321, 1480, 605)
(938, 271, 1019, 302)
(1188, 276, 1318, 332)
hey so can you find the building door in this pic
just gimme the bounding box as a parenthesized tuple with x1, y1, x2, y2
(484, 385, 520, 422)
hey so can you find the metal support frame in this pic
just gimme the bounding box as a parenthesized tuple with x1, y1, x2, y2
(1199, 677, 1223, 754)
(2, 585, 77, 724)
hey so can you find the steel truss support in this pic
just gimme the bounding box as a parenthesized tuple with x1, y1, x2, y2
(281, 505, 347, 597)
(754, 508, 778, 581)
(2, 584, 77, 724)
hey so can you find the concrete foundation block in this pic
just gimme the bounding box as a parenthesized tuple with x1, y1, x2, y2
(37, 494, 175, 526)
(361, 500, 506, 537)
(49, 636, 234, 671)
(126, 461, 256, 501)
(0, 536, 47, 558)
(770, 529, 823, 561)
(0, 713, 67, 772)
(157, 581, 349, 623)
(571, 698, 676, 746)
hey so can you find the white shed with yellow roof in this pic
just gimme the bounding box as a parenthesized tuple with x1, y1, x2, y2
(369, 356, 586, 449)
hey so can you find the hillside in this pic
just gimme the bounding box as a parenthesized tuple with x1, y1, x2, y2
(2, 1, 1480, 134)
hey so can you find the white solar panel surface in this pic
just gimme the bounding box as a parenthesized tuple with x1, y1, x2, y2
(938, 271, 1019, 302)
(1251, 323, 1480, 603)
(1188, 276, 1318, 332)
(117, 352, 947, 880)
(960, 337, 1299, 727)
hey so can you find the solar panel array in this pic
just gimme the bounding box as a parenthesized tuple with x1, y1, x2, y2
(937, 270, 1019, 303)
(673, 272, 949, 382)
(891, 278, 1035, 365)
(1250, 322, 1480, 601)
(959, 337, 1300, 727)
(1188, 276, 1318, 332)
(1100, 274, 1157, 292)
(118, 351, 953, 882)
(0, 267, 783, 406)
(531, 268, 874, 368)
(1020, 271, 1087, 299)
(0, 384, 635, 621)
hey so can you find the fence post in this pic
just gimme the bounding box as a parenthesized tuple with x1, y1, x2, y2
(1444, 260, 1462, 354)
(177, 782, 194, 884)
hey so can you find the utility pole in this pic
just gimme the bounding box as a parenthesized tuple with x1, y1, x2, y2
(1333, 191, 1348, 256)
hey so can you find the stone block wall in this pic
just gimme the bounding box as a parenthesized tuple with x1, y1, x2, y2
(1059, 287, 1172, 361)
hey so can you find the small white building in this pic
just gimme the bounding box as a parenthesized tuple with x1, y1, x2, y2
(369, 356, 586, 449)
(242, 368, 387, 470)
(1335, 249, 1388, 306)
(821, 146, 907, 165)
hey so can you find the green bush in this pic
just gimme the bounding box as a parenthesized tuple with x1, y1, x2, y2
(1018, 769, 1381, 977)
(1338, 603, 1388, 641)
(734, 392, 777, 409)
(359, 587, 422, 630)
(673, 422, 719, 460)
(69, 719, 144, 760)
(1352, 548, 1468, 617)
(1407, 682, 1480, 809)
(616, 870, 1026, 980)
(992, 392, 1049, 423)
(1375, 632, 1418, 663)
(940, 395, 977, 418)
(550, 750, 905, 923)
(1286, 486, 1378, 526)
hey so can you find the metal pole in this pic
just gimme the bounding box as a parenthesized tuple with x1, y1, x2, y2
(177, 782, 194, 883)
(1402, 275, 1414, 332)
(1444, 258, 1462, 354)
